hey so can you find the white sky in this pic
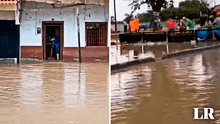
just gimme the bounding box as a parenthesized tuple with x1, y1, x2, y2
(110, 0, 220, 21)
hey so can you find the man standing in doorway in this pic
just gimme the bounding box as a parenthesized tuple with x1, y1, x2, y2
(51, 36, 60, 60)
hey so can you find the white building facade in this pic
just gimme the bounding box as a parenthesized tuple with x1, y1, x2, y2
(20, 0, 109, 62)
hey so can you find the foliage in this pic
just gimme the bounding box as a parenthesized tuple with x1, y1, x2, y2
(129, 0, 174, 13)
(160, 0, 209, 21)
(138, 13, 151, 22)
(123, 13, 133, 23)
(179, 0, 207, 12)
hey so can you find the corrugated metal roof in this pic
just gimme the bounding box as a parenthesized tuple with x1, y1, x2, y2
(0, 0, 18, 5)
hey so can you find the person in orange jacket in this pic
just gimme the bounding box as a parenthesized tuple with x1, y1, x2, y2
(134, 16, 140, 32)
(129, 19, 135, 32)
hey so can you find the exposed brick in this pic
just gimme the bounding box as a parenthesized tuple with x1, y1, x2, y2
(21, 46, 109, 63)
(21, 46, 43, 60)
(63, 46, 109, 62)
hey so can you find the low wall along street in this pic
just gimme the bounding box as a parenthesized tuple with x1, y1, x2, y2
(111, 44, 220, 70)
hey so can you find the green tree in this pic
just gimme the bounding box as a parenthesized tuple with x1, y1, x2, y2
(129, 0, 174, 13)
(160, 0, 209, 21)
(137, 13, 150, 22)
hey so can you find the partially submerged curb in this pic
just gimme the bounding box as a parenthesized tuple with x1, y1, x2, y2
(111, 44, 220, 70)
(111, 57, 155, 70)
(20, 58, 43, 63)
(161, 44, 220, 59)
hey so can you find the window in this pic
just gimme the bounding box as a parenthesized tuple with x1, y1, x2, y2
(86, 22, 107, 46)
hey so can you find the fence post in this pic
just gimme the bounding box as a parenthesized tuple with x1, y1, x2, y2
(167, 31, 170, 42)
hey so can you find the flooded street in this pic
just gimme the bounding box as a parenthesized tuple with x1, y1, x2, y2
(111, 47, 220, 124)
(111, 41, 220, 65)
(0, 62, 109, 124)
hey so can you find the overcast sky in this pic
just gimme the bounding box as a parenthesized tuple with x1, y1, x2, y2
(110, 0, 220, 21)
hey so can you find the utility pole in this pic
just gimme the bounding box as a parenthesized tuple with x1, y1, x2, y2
(76, 7, 82, 63)
(113, 0, 117, 31)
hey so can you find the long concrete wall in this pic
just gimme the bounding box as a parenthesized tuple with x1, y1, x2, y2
(20, 3, 109, 47)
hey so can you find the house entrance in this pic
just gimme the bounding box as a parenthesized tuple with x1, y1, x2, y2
(42, 21, 64, 60)
(0, 20, 19, 62)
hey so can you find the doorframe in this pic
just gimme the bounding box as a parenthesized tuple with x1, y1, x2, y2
(42, 21, 64, 60)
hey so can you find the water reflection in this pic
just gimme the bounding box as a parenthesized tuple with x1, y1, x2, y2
(111, 41, 220, 65)
(111, 48, 220, 124)
(0, 62, 108, 124)
(20, 64, 43, 107)
(63, 64, 86, 109)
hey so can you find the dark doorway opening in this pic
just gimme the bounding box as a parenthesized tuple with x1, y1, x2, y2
(42, 21, 64, 60)
(0, 20, 19, 62)
(46, 26, 60, 60)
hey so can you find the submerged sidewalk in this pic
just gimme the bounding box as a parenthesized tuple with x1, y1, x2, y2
(111, 41, 220, 70)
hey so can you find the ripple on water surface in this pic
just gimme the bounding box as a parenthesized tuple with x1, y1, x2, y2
(0, 62, 109, 124)
(111, 48, 220, 124)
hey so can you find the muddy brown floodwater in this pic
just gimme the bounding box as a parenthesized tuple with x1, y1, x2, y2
(111, 48, 220, 124)
(0, 62, 109, 124)
(111, 41, 220, 65)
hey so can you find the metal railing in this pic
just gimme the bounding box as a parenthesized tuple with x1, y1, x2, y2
(119, 29, 220, 44)
(168, 30, 195, 42)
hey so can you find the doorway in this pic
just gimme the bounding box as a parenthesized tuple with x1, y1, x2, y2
(42, 21, 64, 60)
(0, 20, 19, 62)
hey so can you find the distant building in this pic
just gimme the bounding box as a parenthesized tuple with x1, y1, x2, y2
(111, 21, 123, 32)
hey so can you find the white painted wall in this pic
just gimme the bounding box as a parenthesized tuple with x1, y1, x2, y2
(20, 3, 109, 47)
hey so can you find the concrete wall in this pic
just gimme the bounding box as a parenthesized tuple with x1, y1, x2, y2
(0, 5, 17, 20)
(24, 0, 108, 5)
(0, 11, 15, 20)
(23, 0, 85, 4)
(20, 3, 109, 47)
(0, 5, 16, 11)
(111, 23, 123, 32)
(22, 0, 109, 4)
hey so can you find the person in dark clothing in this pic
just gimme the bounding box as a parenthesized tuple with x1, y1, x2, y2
(123, 16, 131, 33)
(51, 36, 60, 60)
(123, 21, 128, 33)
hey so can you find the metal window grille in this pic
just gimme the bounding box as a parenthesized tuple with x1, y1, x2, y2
(86, 22, 107, 46)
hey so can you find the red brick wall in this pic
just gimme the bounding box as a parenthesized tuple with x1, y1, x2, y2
(21, 46, 43, 59)
(21, 46, 109, 62)
(63, 46, 109, 62)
